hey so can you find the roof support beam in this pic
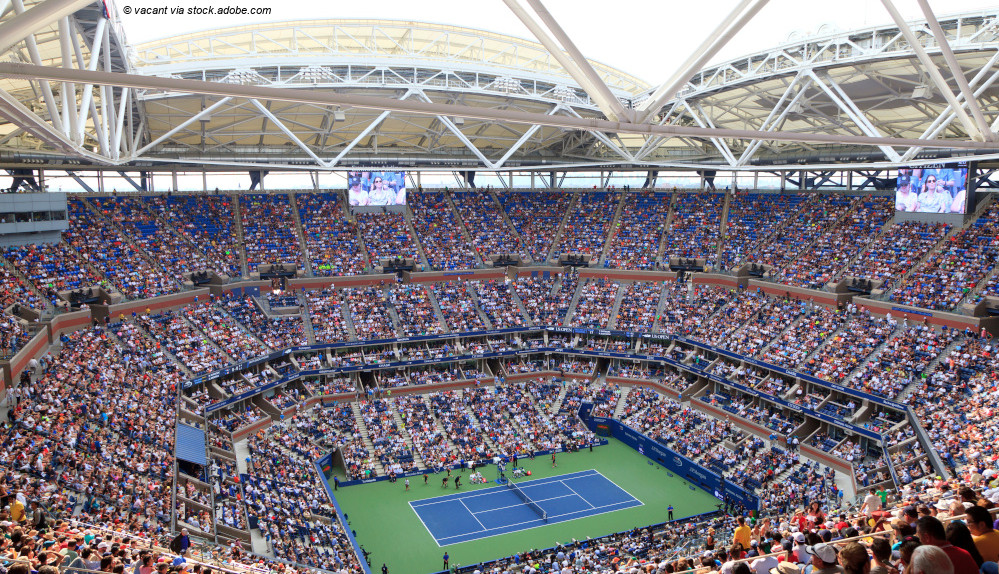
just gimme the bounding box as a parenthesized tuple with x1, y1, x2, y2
(737, 73, 813, 166)
(915, 0, 996, 142)
(135, 97, 232, 156)
(249, 98, 328, 167)
(806, 71, 901, 162)
(502, 0, 628, 122)
(0, 0, 93, 56)
(0, 62, 991, 152)
(520, 0, 630, 122)
(328, 110, 391, 168)
(879, 0, 983, 142)
(636, 0, 769, 122)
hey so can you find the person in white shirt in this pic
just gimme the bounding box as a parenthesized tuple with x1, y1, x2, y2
(861, 490, 882, 515)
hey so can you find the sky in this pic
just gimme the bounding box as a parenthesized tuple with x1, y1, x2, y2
(115, 0, 999, 84)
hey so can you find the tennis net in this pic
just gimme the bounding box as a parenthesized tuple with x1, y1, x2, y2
(507, 480, 548, 522)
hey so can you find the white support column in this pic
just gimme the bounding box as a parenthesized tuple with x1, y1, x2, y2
(521, 0, 630, 121)
(112, 87, 129, 159)
(915, 0, 995, 141)
(75, 16, 107, 143)
(880, 0, 983, 141)
(58, 17, 79, 140)
(684, 103, 737, 167)
(502, 0, 626, 121)
(637, 0, 770, 122)
(0, 0, 94, 56)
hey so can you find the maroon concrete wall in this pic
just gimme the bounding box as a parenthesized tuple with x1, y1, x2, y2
(93, 289, 211, 321)
(213, 282, 272, 297)
(231, 416, 273, 442)
(579, 269, 677, 282)
(2, 328, 49, 389)
(856, 296, 989, 332)
(695, 273, 745, 289)
(748, 280, 847, 307)
(289, 274, 395, 290)
(515, 266, 564, 278)
(408, 269, 506, 283)
(48, 309, 92, 339)
(612, 378, 681, 400)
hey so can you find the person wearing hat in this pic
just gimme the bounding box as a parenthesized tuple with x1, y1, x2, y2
(769, 563, 801, 574)
(805, 542, 843, 573)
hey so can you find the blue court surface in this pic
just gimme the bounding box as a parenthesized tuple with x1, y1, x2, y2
(409, 469, 643, 545)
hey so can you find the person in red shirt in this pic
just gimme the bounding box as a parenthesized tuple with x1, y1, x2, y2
(916, 516, 979, 574)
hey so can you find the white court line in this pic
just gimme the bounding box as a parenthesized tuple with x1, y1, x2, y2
(471, 493, 578, 515)
(434, 498, 643, 546)
(407, 499, 439, 543)
(409, 469, 599, 508)
(559, 480, 595, 509)
(459, 499, 487, 531)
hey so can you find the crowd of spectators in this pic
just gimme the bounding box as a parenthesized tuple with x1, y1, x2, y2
(774, 196, 893, 289)
(220, 294, 307, 350)
(342, 287, 397, 340)
(662, 192, 723, 264)
(841, 221, 952, 287)
(355, 212, 420, 262)
(513, 271, 578, 326)
(240, 194, 304, 270)
(718, 192, 808, 270)
(66, 199, 180, 299)
(2, 241, 101, 307)
(388, 284, 443, 336)
(304, 289, 352, 342)
(146, 195, 243, 277)
(432, 280, 487, 332)
(497, 191, 573, 262)
(296, 192, 367, 276)
(571, 278, 620, 329)
(408, 191, 479, 270)
(749, 195, 853, 271)
(553, 191, 620, 258)
(450, 190, 527, 261)
(891, 202, 999, 310)
(473, 279, 529, 328)
(604, 192, 672, 269)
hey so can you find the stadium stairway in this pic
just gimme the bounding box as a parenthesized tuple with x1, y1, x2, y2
(563, 277, 588, 325)
(597, 191, 629, 266)
(508, 284, 535, 327)
(180, 313, 236, 363)
(843, 321, 903, 386)
(401, 206, 432, 270)
(714, 189, 732, 264)
(380, 285, 404, 337)
(547, 384, 570, 415)
(288, 192, 314, 276)
(464, 283, 495, 329)
(390, 404, 427, 470)
(421, 393, 463, 460)
(606, 282, 626, 330)
(654, 192, 678, 268)
(543, 191, 580, 264)
(350, 402, 387, 476)
(443, 191, 484, 267)
(895, 335, 963, 403)
(231, 194, 250, 278)
(487, 189, 534, 264)
(297, 290, 318, 344)
(424, 285, 450, 333)
(336, 295, 360, 340)
(612, 385, 632, 418)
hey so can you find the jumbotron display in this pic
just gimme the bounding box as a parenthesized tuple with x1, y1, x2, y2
(895, 162, 969, 214)
(347, 170, 408, 206)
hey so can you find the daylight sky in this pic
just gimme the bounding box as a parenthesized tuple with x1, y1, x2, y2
(117, 0, 998, 83)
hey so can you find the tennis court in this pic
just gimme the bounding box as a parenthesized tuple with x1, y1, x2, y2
(409, 469, 642, 545)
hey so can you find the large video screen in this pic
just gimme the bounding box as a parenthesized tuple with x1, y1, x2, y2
(347, 171, 407, 206)
(896, 163, 969, 214)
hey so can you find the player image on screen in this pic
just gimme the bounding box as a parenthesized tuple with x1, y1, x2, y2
(346, 171, 407, 206)
(896, 164, 968, 214)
